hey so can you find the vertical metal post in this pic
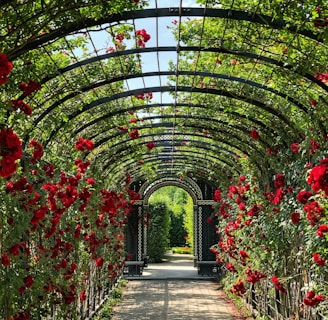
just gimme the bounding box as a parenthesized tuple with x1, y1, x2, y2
(193, 205, 198, 264)
(137, 206, 143, 261)
(143, 205, 148, 259)
(198, 205, 203, 261)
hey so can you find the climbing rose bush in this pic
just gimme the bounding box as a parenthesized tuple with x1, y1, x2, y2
(0, 55, 139, 319)
(0, 53, 13, 84)
(0, 137, 137, 319)
(212, 140, 328, 317)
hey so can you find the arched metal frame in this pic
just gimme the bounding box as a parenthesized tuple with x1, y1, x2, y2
(6, 8, 323, 60)
(141, 176, 203, 204)
(5, 4, 326, 186)
(127, 175, 219, 272)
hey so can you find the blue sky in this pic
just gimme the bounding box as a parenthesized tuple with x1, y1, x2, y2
(83, 0, 200, 105)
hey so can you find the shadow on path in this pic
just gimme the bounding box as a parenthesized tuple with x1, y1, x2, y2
(111, 253, 238, 320)
(141, 253, 200, 279)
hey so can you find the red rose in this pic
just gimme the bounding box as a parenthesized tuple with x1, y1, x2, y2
(42, 163, 55, 177)
(313, 253, 325, 266)
(271, 276, 286, 293)
(30, 139, 43, 163)
(314, 72, 328, 83)
(9, 244, 21, 256)
(304, 201, 324, 226)
(310, 99, 317, 106)
(11, 100, 32, 115)
(0, 154, 18, 177)
(290, 142, 300, 153)
(135, 29, 151, 42)
(296, 190, 313, 204)
(0, 53, 13, 84)
(95, 257, 104, 267)
(23, 275, 34, 288)
(303, 291, 325, 307)
(317, 224, 328, 238)
(250, 129, 260, 140)
(129, 129, 139, 139)
(86, 177, 96, 185)
(146, 141, 155, 150)
(308, 162, 328, 195)
(1, 253, 10, 266)
(80, 290, 87, 301)
(63, 292, 76, 305)
(206, 217, 213, 224)
(290, 211, 300, 224)
(75, 137, 94, 152)
(240, 250, 248, 259)
(213, 189, 222, 202)
(274, 173, 285, 188)
(33, 205, 48, 220)
(4, 129, 20, 149)
(18, 80, 41, 97)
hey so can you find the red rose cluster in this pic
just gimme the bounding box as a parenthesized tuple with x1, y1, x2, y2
(135, 92, 153, 100)
(0, 53, 13, 85)
(271, 276, 287, 294)
(303, 291, 326, 307)
(30, 140, 43, 163)
(307, 158, 328, 195)
(75, 137, 94, 152)
(230, 279, 246, 296)
(249, 129, 260, 140)
(18, 80, 41, 97)
(129, 129, 139, 139)
(0, 128, 22, 177)
(11, 100, 32, 115)
(313, 252, 325, 266)
(245, 269, 267, 284)
(135, 29, 151, 48)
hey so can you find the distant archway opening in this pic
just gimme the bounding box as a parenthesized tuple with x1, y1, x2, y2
(124, 176, 221, 276)
(147, 186, 194, 262)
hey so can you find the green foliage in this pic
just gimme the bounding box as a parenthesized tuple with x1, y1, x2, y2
(212, 141, 328, 316)
(149, 186, 193, 250)
(147, 202, 170, 262)
(93, 279, 127, 320)
(183, 195, 194, 250)
(169, 210, 188, 247)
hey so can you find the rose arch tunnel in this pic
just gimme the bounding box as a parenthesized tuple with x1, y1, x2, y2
(0, 0, 327, 319)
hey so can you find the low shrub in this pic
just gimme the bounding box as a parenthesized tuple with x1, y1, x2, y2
(171, 247, 192, 254)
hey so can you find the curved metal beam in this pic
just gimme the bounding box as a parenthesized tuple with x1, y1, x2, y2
(40, 47, 328, 93)
(42, 85, 301, 147)
(94, 130, 263, 161)
(108, 156, 238, 183)
(73, 102, 277, 137)
(101, 136, 240, 164)
(87, 114, 277, 149)
(94, 134, 266, 177)
(33, 67, 311, 132)
(114, 163, 234, 185)
(7, 8, 322, 60)
(105, 149, 240, 179)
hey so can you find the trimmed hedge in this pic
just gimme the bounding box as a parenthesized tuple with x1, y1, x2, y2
(147, 202, 170, 262)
